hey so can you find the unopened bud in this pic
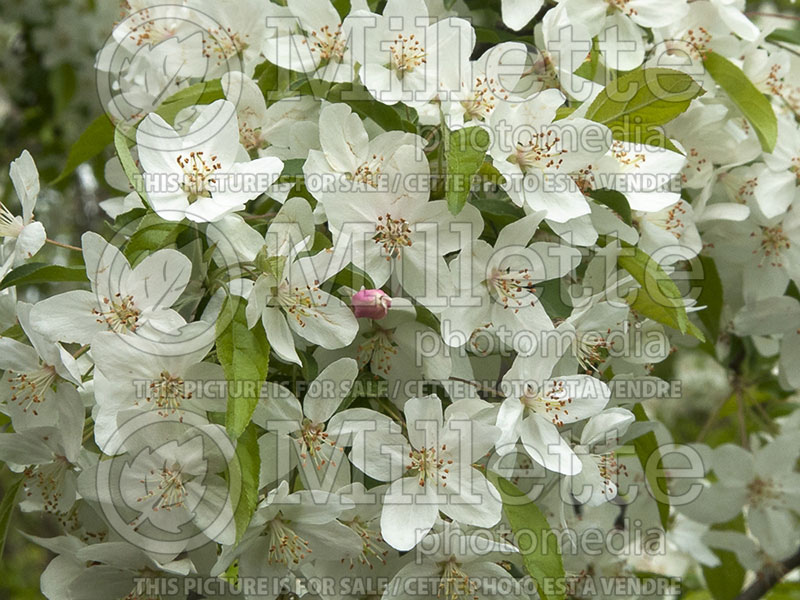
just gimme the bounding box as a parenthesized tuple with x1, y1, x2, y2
(351, 288, 392, 320)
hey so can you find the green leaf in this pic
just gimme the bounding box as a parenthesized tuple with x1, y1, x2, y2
(474, 27, 520, 44)
(631, 404, 669, 529)
(586, 67, 704, 125)
(585, 67, 703, 149)
(573, 37, 600, 81)
(765, 583, 800, 600)
(275, 158, 306, 185)
(155, 79, 225, 125)
(124, 213, 186, 264)
(486, 472, 565, 600)
(617, 243, 705, 341)
(331, 0, 351, 19)
(52, 113, 114, 184)
(229, 423, 261, 542)
(216, 296, 270, 439)
(702, 514, 746, 600)
(588, 189, 632, 226)
(694, 255, 723, 341)
(0, 263, 87, 291)
(446, 126, 491, 215)
(49, 63, 77, 117)
(704, 52, 778, 152)
(554, 105, 578, 121)
(0, 475, 23, 558)
(324, 83, 416, 133)
(766, 28, 800, 46)
(114, 124, 147, 206)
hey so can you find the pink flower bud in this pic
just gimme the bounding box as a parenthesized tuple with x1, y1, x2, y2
(351, 288, 392, 320)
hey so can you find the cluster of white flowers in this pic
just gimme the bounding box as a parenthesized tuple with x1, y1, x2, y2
(2, 0, 800, 599)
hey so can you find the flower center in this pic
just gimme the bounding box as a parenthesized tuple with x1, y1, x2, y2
(93, 293, 142, 333)
(276, 277, 326, 326)
(7, 364, 57, 416)
(0, 203, 23, 238)
(298, 419, 342, 471)
(265, 517, 312, 565)
(790, 156, 800, 184)
(611, 141, 646, 168)
(668, 28, 712, 60)
(343, 517, 388, 569)
(356, 328, 397, 376)
(309, 24, 347, 62)
(203, 29, 250, 64)
(487, 266, 536, 311)
(595, 451, 627, 488)
(752, 225, 790, 268)
(746, 477, 782, 509)
(462, 76, 506, 120)
(137, 463, 188, 512)
(439, 557, 480, 600)
(389, 33, 426, 76)
(373, 214, 412, 259)
(642, 200, 688, 240)
(575, 332, 609, 373)
(176, 151, 222, 201)
(240, 121, 265, 151)
(520, 380, 573, 427)
(512, 132, 567, 172)
(350, 155, 385, 187)
(124, 8, 181, 47)
(406, 445, 452, 487)
(147, 371, 191, 418)
(24, 455, 70, 513)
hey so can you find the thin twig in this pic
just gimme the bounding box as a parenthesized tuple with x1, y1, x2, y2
(745, 12, 800, 22)
(448, 376, 503, 398)
(735, 378, 749, 450)
(696, 392, 730, 442)
(242, 212, 277, 221)
(46, 238, 82, 252)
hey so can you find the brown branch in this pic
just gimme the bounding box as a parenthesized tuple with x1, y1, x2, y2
(734, 548, 800, 600)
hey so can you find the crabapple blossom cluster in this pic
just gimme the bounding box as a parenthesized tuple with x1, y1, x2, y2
(1, 1, 800, 599)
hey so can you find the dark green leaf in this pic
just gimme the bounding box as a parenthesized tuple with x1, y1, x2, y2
(0, 475, 23, 558)
(588, 189, 632, 226)
(0, 263, 87, 291)
(325, 83, 416, 133)
(694, 255, 723, 341)
(114, 124, 147, 206)
(229, 424, 261, 542)
(704, 52, 777, 152)
(49, 63, 77, 117)
(617, 243, 705, 341)
(155, 79, 225, 125)
(276, 159, 306, 185)
(124, 213, 186, 264)
(702, 514, 746, 600)
(631, 403, 669, 529)
(766, 28, 800, 46)
(216, 296, 270, 439)
(52, 113, 114, 184)
(331, 0, 351, 19)
(486, 472, 565, 600)
(446, 127, 491, 215)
